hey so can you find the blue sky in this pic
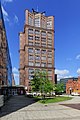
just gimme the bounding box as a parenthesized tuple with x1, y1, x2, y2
(1, 0, 80, 84)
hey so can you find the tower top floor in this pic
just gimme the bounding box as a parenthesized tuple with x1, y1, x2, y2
(25, 9, 54, 30)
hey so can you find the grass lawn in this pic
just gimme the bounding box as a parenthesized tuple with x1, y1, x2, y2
(38, 96, 72, 104)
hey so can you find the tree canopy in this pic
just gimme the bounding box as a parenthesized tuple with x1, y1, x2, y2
(31, 70, 54, 94)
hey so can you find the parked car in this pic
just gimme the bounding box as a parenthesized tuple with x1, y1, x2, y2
(71, 92, 79, 96)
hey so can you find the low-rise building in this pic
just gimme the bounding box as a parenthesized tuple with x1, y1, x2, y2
(66, 76, 80, 95)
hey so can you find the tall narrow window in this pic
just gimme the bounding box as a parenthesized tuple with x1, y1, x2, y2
(28, 16, 33, 26)
(35, 17, 40, 27)
(47, 19, 52, 29)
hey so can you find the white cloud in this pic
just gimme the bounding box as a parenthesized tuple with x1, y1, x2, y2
(2, 6, 9, 22)
(76, 54, 80, 60)
(12, 67, 18, 73)
(13, 67, 19, 85)
(14, 73, 19, 78)
(14, 73, 19, 85)
(2, 0, 13, 3)
(57, 75, 72, 81)
(55, 69, 70, 81)
(55, 69, 69, 75)
(77, 68, 80, 75)
(14, 15, 19, 23)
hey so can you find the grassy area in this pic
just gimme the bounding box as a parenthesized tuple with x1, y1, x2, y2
(38, 96, 72, 104)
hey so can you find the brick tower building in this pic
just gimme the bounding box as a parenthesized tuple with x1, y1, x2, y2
(19, 9, 55, 91)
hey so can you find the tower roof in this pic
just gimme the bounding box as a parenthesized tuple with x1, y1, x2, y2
(0, 1, 5, 29)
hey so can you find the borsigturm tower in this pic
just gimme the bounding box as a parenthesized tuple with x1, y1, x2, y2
(0, 1, 12, 88)
(19, 9, 55, 92)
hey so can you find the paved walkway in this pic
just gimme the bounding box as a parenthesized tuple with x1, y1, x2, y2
(0, 95, 80, 120)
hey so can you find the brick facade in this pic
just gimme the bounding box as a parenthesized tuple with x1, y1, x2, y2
(66, 77, 80, 94)
(19, 9, 55, 91)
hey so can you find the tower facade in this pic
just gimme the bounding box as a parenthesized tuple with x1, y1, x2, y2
(0, 2, 12, 88)
(19, 9, 55, 91)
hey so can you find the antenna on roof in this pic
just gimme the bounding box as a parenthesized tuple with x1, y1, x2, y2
(32, 8, 39, 14)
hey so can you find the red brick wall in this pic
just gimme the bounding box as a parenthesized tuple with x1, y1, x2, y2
(66, 77, 80, 94)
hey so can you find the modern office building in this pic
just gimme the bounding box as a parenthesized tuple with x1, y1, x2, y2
(0, 2, 12, 88)
(19, 9, 55, 91)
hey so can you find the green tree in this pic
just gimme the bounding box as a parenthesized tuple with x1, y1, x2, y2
(55, 83, 64, 95)
(31, 71, 40, 92)
(31, 70, 54, 97)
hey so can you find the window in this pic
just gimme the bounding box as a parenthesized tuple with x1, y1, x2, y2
(28, 16, 33, 26)
(35, 30, 40, 35)
(29, 62, 34, 66)
(29, 55, 34, 60)
(41, 63, 46, 67)
(41, 37, 46, 42)
(48, 50, 52, 55)
(47, 44, 52, 48)
(28, 42, 33, 46)
(28, 35, 33, 41)
(28, 29, 33, 34)
(48, 70, 52, 74)
(42, 50, 46, 54)
(29, 69, 34, 74)
(35, 49, 40, 54)
(35, 56, 40, 60)
(42, 43, 46, 47)
(47, 40, 52, 44)
(48, 58, 52, 62)
(48, 63, 52, 67)
(41, 56, 46, 60)
(28, 48, 33, 53)
(35, 42, 40, 46)
(47, 20, 52, 29)
(48, 32, 52, 38)
(35, 17, 40, 27)
(41, 20, 46, 28)
(35, 62, 40, 66)
(41, 31, 46, 37)
(35, 36, 40, 41)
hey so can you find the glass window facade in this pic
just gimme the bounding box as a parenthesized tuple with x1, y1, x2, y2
(0, 4, 12, 87)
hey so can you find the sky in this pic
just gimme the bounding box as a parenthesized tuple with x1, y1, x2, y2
(1, 0, 80, 84)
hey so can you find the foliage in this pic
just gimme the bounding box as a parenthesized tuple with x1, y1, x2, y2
(31, 71, 41, 92)
(31, 70, 54, 95)
(55, 83, 64, 94)
(39, 96, 72, 104)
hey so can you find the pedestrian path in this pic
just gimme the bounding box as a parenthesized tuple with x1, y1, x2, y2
(0, 95, 80, 120)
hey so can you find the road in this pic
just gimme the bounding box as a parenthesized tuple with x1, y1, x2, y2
(0, 95, 80, 120)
